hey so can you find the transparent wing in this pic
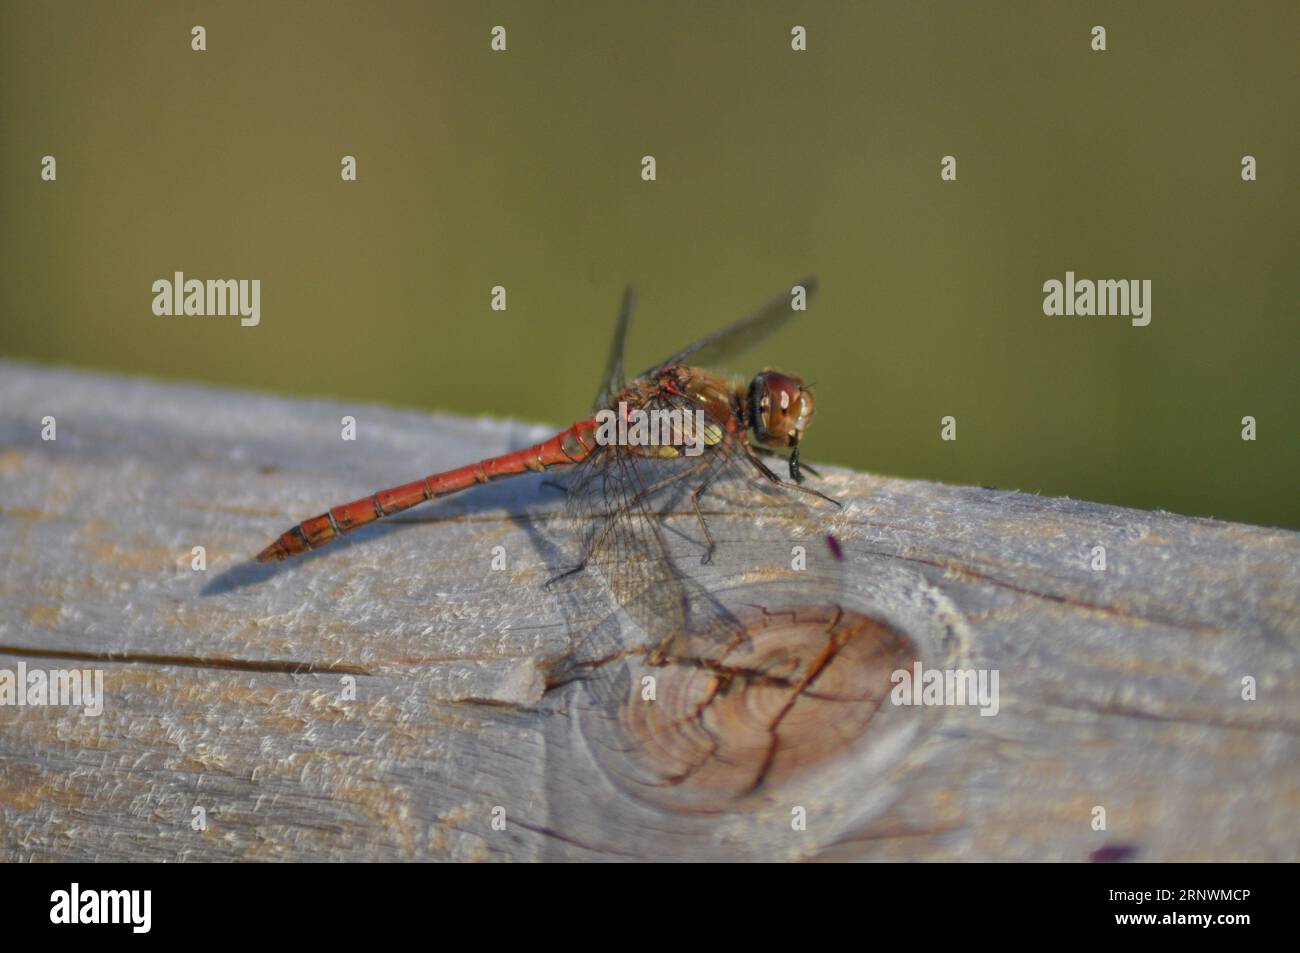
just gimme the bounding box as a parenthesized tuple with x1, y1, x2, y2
(641, 276, 817, 378)
(561, 390, 840, 663)
(593, 285, 636, 411)
(551, 393, 845, 805)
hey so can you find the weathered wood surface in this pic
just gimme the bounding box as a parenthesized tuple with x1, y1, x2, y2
(0, 359, 1297, 862)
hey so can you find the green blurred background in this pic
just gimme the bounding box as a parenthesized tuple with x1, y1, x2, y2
(2, 1, 1297, 528)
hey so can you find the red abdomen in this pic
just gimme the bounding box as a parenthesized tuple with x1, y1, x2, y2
(256, 419, 599, 561)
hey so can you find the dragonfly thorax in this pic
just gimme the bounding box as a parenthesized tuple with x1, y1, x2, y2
(747, 370, 814, 449)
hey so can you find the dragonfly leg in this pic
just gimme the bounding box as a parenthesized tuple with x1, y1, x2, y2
(751, 445, 822, 479)
(788, 443, 805, 484)
(777, 479, 841, 508)
(747, 448, 785, 485)
(543, 562, 586, 589)
(745, 446, 841, 507)
(690, 474, 719, 565)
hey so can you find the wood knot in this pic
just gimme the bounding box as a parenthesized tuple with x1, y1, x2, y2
(579, 604, 916, 812)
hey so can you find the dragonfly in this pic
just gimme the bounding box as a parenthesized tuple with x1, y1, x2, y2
(256, 279, 842, 662)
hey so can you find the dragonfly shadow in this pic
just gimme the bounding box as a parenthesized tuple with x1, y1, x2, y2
(201, 470, 569, 596)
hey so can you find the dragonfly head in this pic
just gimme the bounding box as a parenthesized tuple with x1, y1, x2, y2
(747, 370, 815, 450)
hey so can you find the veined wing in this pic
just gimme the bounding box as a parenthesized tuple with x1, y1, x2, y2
(550, 389, 845, 804)
(640, 277, 817, 379)
(593, 285, 636, 411)
(561, 388, 839, 663)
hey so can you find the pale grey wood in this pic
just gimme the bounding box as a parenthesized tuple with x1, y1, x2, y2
(0, 359, 1296, 862)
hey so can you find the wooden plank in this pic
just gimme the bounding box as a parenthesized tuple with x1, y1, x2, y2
(1, 359, 1297, 861)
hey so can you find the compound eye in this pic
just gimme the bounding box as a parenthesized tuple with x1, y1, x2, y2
(750, 371, 810, 447)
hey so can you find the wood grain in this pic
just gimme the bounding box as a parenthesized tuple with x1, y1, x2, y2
(1, 360, 1296, 861)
